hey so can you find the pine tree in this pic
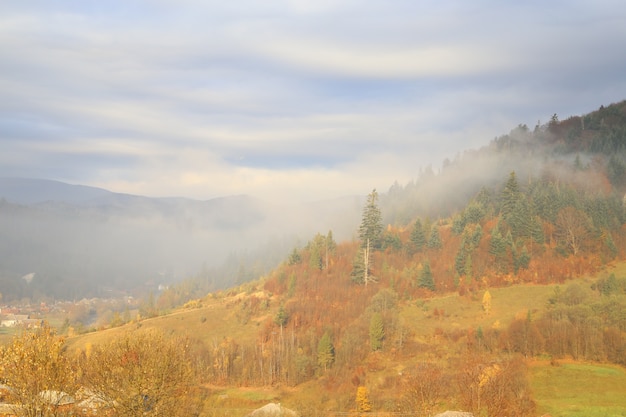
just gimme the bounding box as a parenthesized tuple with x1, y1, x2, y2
(455, 247, 466, 277)
(369, 312, 384, 351)
(501, 171, 521, 219)
(317, 331, 335, 371)
(464, 253, 473, 278)
(489, 225, 507, 257)
(274, 304, 288, 328)
(359, 189, 384, 250)
(418, 261, 435, 291)
(309, 243, 322, 270)
(409, 218, 426, 252)
(351, 241, 376, 286)
(287, 247, 301, 265)
(427, 226, 442, 249)
(325, 230, 337, 270)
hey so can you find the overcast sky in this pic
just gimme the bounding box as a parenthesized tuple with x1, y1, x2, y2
(1, 1, 625, 202)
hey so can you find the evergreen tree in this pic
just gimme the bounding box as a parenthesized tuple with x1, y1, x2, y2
(317, 331, 335, 371)
(427, 226, 442, 249)
(325, 230, 337, 270)
(309, 243, 322, 270)
(464, 253, 473, 278)
(409, 218, 426, 252)
(470, 224, 483, 246)
(274, 304, 288, 328)
(515, 246, 531, 272)
(455, 246, 466, 277)
(351, 242, 376, 285)
(489, 223, 509, 273)
(418, 261, 435, 291)
(369, 312, 384, 351)
(501, 171, 521, 218)
(359, 189, 384, 250)
(287, 247, 301, 265)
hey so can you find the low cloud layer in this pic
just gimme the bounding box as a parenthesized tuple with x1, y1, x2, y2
(1, 1, 625, 202)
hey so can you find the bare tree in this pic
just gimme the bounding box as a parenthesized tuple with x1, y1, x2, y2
(555, 206, 592, 255)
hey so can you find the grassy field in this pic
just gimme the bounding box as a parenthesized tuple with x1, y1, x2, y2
(399, 276, 600, 340)
(531, 361, 626, 417)
(64, 286, 276, 352)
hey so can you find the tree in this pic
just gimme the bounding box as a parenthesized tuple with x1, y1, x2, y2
(501, 171, 521, 218)
(324, 230, 337, 270)
(306, 231, 337, 271)
(317, 331, 335, 372)
(482, 290, 492, 315)
(287, 247, 301, 265)
(0, 324, 75, 417)
(418, 261, 435, 291)
(355, 386, 372, 413)
(351, 239, 376, 286)
(369, 312, 384, 351)
(555, 206, 593, 255)
(359, 189, 384, 251)
(401, 363, 447, 417)
(409, 218, 426, 252)
(427, 226, 442, 249)
(274, 304, 288, 328)
(82, 329, 195, 417)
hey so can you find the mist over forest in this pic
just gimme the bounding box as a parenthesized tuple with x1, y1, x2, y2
(1, 100, 625, 303)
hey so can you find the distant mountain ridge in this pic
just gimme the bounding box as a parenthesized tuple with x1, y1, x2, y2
(0, 177, 115, 206)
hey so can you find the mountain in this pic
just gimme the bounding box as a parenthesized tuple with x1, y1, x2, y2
(0, 179, 362, 301)
(0, 178, 114, 206)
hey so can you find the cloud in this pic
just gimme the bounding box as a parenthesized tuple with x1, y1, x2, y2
(1, 1, 625, 202)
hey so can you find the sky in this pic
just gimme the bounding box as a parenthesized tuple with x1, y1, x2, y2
(1, 1, 626, 203)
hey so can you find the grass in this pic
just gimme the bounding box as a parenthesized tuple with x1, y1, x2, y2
(531, 360, 626, 417)
(64, 287, 276, 352)
(399, 279, 583, 340)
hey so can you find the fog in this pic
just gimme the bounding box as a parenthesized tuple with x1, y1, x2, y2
(1, 116, 621, 302)
(0, 179, 363, 301)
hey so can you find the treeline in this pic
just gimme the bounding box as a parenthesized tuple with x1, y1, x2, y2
(381, 100, 626, 224)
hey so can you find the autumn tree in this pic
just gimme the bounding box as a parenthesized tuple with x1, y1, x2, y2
(401, 363, 447, 417)
(0, 323, 76, 417)
(81, 329, 195, 417)
(355, 386, 372, 413)
(482, 290, 492, 315)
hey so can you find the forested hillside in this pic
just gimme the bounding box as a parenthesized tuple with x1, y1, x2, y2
(3, 100, 626, 417)
(104, 100, 626, 415)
